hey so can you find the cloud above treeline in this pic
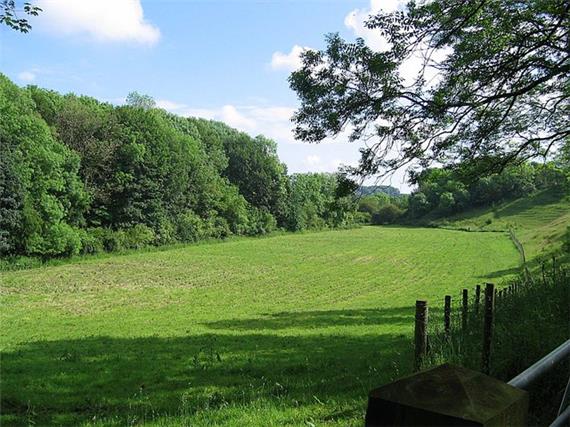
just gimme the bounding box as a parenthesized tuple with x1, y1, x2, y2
(156, 100, 298, 145)
(33, 0, 160, 45)
(270, 45, 313, 71)
(18, 71, 36, 82)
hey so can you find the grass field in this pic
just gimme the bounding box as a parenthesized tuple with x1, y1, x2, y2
(0, 226, 520, 426)
(435, 189, 570, 260)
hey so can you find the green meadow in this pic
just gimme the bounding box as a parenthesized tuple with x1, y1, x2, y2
(437, 189, 570, 260)
(1, 226, 519, 426)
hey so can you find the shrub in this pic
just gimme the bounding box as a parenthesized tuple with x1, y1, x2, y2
(437, 191, 455, 214)
(155, 219, 176, 246)
(79, 229, 104, 255)
(26, 223, 83, 258)
(89, 228, 123, 252)
(122, 224, 155, 249)
(175, 211, 205, 243)
(354, 211, 372, 224)
(246, 207, 277, 235)
(371, 204, 403, 225)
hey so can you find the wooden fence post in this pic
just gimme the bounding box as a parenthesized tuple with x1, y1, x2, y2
(444, 295, 451, 338)
(414, 300, 428, 372)
(475, 284, 481, 314)
(462, 289, 468, 332)
(482, 283, 495, 374)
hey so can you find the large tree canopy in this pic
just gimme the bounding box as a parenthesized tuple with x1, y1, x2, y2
(290, 0, 570, 179)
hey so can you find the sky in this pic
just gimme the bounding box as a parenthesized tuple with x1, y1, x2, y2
(0, 0, 412, 192)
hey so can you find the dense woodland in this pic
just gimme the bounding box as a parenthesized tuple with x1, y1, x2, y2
(0, 75, 357, 259)
(2, 73, 568, 261)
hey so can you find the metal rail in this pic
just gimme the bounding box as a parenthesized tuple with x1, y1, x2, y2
(507, 339, 570, 390)
(507, 340, 570, 427)
(550, 406, 570, 427)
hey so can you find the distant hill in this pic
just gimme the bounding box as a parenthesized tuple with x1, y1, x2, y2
(358, 185, 402, 197)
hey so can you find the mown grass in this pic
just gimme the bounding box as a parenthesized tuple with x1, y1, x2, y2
(433, 189, 570, 260)
(0, 226, 520, 426)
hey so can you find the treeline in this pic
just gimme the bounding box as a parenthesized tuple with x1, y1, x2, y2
(358, 161, 568, 224)
(407, 162, 568, 218)
(0, 75, 356, 259)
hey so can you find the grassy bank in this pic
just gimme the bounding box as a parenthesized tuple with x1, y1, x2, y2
(431, 189, 570, 260)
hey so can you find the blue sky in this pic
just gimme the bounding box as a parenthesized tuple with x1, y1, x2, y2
(1, 0, 411, 191)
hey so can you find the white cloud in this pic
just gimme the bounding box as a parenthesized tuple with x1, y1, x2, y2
(304, 155, 321, 167)
(220, 105, 256, 130)
(156, 99, 186, 111)
(17, 71, 36, 82)
(344, 0, 405, 52)
(157, 100, 297, 144)
(34, 0, 160, 45)
(270, 45, 312, 71)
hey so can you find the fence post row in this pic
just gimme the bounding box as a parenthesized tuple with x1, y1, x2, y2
(414, 300, 428, 372)
(482, 283, 495, 375)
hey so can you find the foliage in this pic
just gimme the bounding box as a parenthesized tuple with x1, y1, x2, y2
(125, 91, 156, 110)
(371, 204, 403, 225)
(358, 185, 400, 197)
(0, 75, 89, 258)
(0, 75, 357, 260)
(289, 0, 570, 178)
(0, 0, 41, 33)
(287, 173, 356, 231)
(407, 162, 567, 219)
(425, 260, 569, 424)
(358, 191, 407, 225)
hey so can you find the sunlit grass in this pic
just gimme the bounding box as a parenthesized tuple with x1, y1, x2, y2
(0, 226, 519, 426)
(434, 189, 570, 260)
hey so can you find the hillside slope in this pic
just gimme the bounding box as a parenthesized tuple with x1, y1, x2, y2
(432, 189, 570, 261)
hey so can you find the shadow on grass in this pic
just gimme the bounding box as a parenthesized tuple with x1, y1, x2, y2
(204, 307, 412, 331)
(492, 189, 566, 220)
(1, 308, 414, 426)
(478, 266, 522, 280)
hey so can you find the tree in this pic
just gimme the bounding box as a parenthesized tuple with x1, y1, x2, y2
(372, 204, 403, 225)
(0, 75, 89, 257)
(1, 0, 41, 32)
(0, 73, 360, 259)
(125, 91, 156, 110)
(220, 131, 289, 225)
(0, 142, 23, 255)
(290, 0, 570, 179)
